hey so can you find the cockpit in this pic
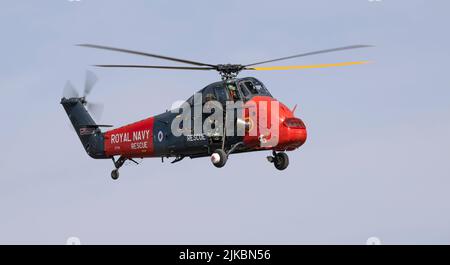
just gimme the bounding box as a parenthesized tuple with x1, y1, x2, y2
(186, 77, 272, 105)
(235, 77, 272, 101)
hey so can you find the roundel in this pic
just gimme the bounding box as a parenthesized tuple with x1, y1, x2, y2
(157, 130, 164, 142)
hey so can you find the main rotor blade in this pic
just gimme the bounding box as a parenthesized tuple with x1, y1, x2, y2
(84, 70, 98, 97)
(94, 64, 215, 70)
(245, 45, 373, 67)
(245, 61, 370, 71)
(78, 44, 216, 67)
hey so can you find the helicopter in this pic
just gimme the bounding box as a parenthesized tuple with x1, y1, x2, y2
(61, 44, 372, 180)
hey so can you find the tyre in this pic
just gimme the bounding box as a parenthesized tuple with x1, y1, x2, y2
(211, 149, 228, 168)
(274, 152, 289, 170)
(111, 169, 119, 180)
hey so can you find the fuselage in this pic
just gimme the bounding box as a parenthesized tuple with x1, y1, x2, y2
(101, 77, 307, 159)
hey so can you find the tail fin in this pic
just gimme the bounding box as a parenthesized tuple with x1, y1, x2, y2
(61, 97, 108, 159)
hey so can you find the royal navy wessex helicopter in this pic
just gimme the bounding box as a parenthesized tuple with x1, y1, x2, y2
(61, 44, 371, 180)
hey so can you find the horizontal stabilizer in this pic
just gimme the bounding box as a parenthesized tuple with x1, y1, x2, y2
(80, 124, 113, 128)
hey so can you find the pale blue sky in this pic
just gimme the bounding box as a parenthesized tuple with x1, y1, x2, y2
(0, 0, 449, 244)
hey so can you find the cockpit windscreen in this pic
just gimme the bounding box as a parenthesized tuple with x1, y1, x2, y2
(239, 78, 272, 98)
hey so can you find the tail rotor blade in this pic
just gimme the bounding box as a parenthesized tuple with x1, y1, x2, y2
(84, 70, 98, 97)
(87, 102, 104, 122)
(63, 81, 79, 98)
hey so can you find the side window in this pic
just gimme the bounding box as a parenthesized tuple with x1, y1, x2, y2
(202, 85, 217, 104)
(214, 84, 228, 102)
(227, 82, 241, 101)
(239, 82, 250, 98)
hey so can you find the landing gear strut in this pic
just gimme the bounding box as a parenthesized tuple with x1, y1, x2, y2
(210, 142, 243, 168)
(111, 156, 126, 180)
(267, 151, 289, 171)
(110, 156, 139, 180)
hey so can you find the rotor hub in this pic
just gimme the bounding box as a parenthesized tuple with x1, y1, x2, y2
(216, 64, 244, 80)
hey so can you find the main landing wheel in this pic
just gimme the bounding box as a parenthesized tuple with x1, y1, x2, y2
(211, 149, 228, 168)
(267, 152, 289, 171)
(111, 169, 119, 180)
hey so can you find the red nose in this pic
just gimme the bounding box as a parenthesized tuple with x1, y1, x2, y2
(281, 117, 307, 150)
(289, 127, 307, 146)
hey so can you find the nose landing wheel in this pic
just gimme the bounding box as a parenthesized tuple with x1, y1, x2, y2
(267, 151, 289, 171)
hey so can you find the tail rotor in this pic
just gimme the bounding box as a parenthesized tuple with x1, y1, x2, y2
(62, 70, 104, 122)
